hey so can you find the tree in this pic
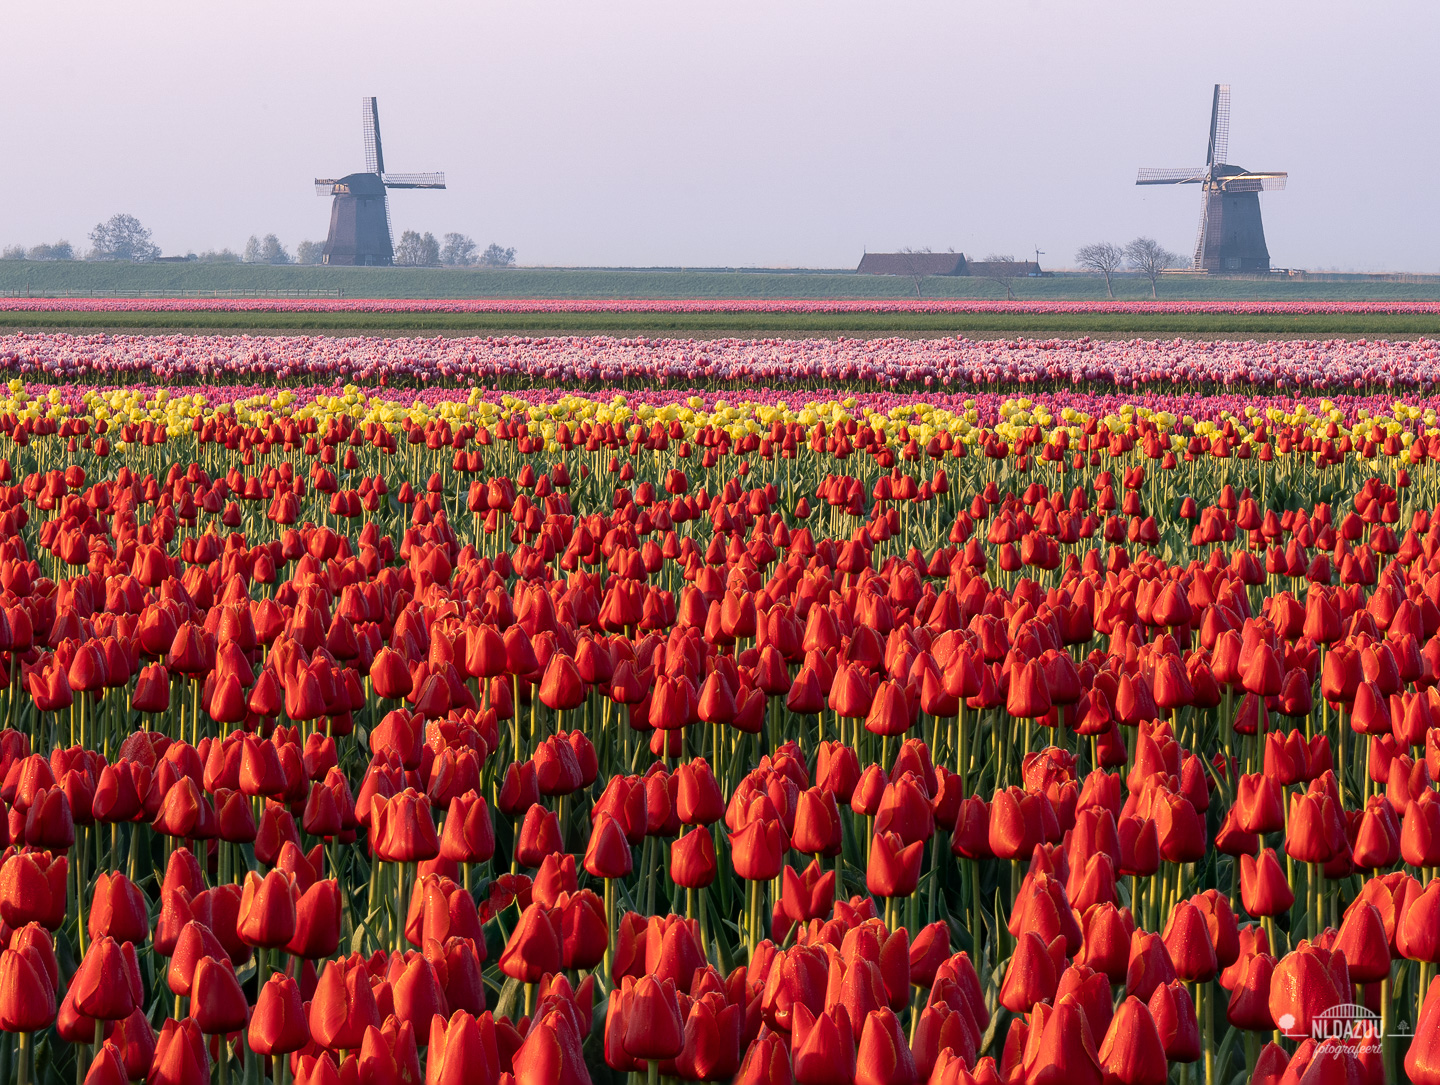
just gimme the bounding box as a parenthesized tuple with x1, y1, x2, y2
(88, 214, 160, 262)
(1, 245, 25, 261)
(242, 236, 263, 264)
(897, 247, 934, 298)
(198, 248, 241, 263)
(395, 230, 440, 267)
(260, 235, 291, 265)
(1124, 237, 1179, 298)
(294, 240, 325, 266)
(441, 233, 478, 267)
(982, 253, 1020, 300)
(1075, 242, 1124, 298)
(479, 243, 517, 268)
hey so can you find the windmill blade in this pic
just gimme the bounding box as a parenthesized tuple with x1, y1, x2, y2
(1206, 84, 1231, 167)
(1218, 172, 1288, 193)
(1136, 167, 1207, 185)
(382, 172, 446, 189)
(362, 97, 386, 175)
(314, 179, 342, 196)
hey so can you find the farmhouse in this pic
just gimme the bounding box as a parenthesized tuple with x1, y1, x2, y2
(856, 253, 1046, 278)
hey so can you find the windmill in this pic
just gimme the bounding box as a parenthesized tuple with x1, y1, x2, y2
(314, 97, 445, 266)
(1135, 84, 1287, 273)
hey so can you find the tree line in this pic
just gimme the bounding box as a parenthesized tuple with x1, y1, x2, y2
(1, 214, 518, 268)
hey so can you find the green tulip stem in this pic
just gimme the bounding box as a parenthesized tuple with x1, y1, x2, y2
(1380, 976, 1394, 1085)
(746, 879, 760, 957)
(647, 1060, 659, 1085)
(17, 1032, 29, 1085)
(396, 861, 409, 952)
(971, 859, 982, 960)
(926, 831, 941, 925)
(696, 884, 710, 961)
(604, 877, 615, 986)
(1199, 980, 1214, 1085)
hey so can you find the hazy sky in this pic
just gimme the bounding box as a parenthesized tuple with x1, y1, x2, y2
(4, 2, 1437, 271)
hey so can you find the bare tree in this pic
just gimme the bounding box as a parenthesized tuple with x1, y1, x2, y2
(982, 253, 1020, 300)
(1124, 237, 1178, 298)
(897, 247, 933, 298)
(1075, 242, 1124, 298)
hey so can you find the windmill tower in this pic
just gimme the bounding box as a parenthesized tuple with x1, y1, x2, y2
(1136, 85, 1287, 273)
(314, 98, 445, 266)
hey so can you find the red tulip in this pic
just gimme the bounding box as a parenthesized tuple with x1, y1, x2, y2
(309, 954, 382, 1052)
(427, 1010, 497, 1085)
(237, 868, 298, 949)
(1239, 849, 1295, 917)
(999, 931, 1062, 1013)
(669, 826, 717, 889)
(0, 943, 57, 1031)
(1408, 976, 1440, 1084)
(148, 1017, 210, 1085)
(729, 817, 788, 881)
(734, 1027, 792, 1085)
(1097, 996, 1168, 1085)
(73, 936, 141, 1021)
(855, 1007, 918, 1085)
(512, 1007, 589, 1085)
(372, 789, 440, 863)
(781, 859, 836, 923)
(1267, 944, 1348, 1042)
(249, 973, 310, 1055)
(583, 812, 633, 879)
(1160, 900, 1217, 982)
(867, 830, 924, 898)
(498, 902, 562, 982)
(288, 878, 342, 959)
(191, 955, 248, 1035)
(88, 871, 149, 945)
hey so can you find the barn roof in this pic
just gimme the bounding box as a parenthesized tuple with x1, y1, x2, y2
(856, 252, 966, 277)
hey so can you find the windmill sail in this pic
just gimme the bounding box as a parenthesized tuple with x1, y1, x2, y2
(363, 97, 385, 176)
(1206, 84, 1230, 169)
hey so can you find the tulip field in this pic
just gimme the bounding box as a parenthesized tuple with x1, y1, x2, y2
(8, 324, 1440, 1085)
